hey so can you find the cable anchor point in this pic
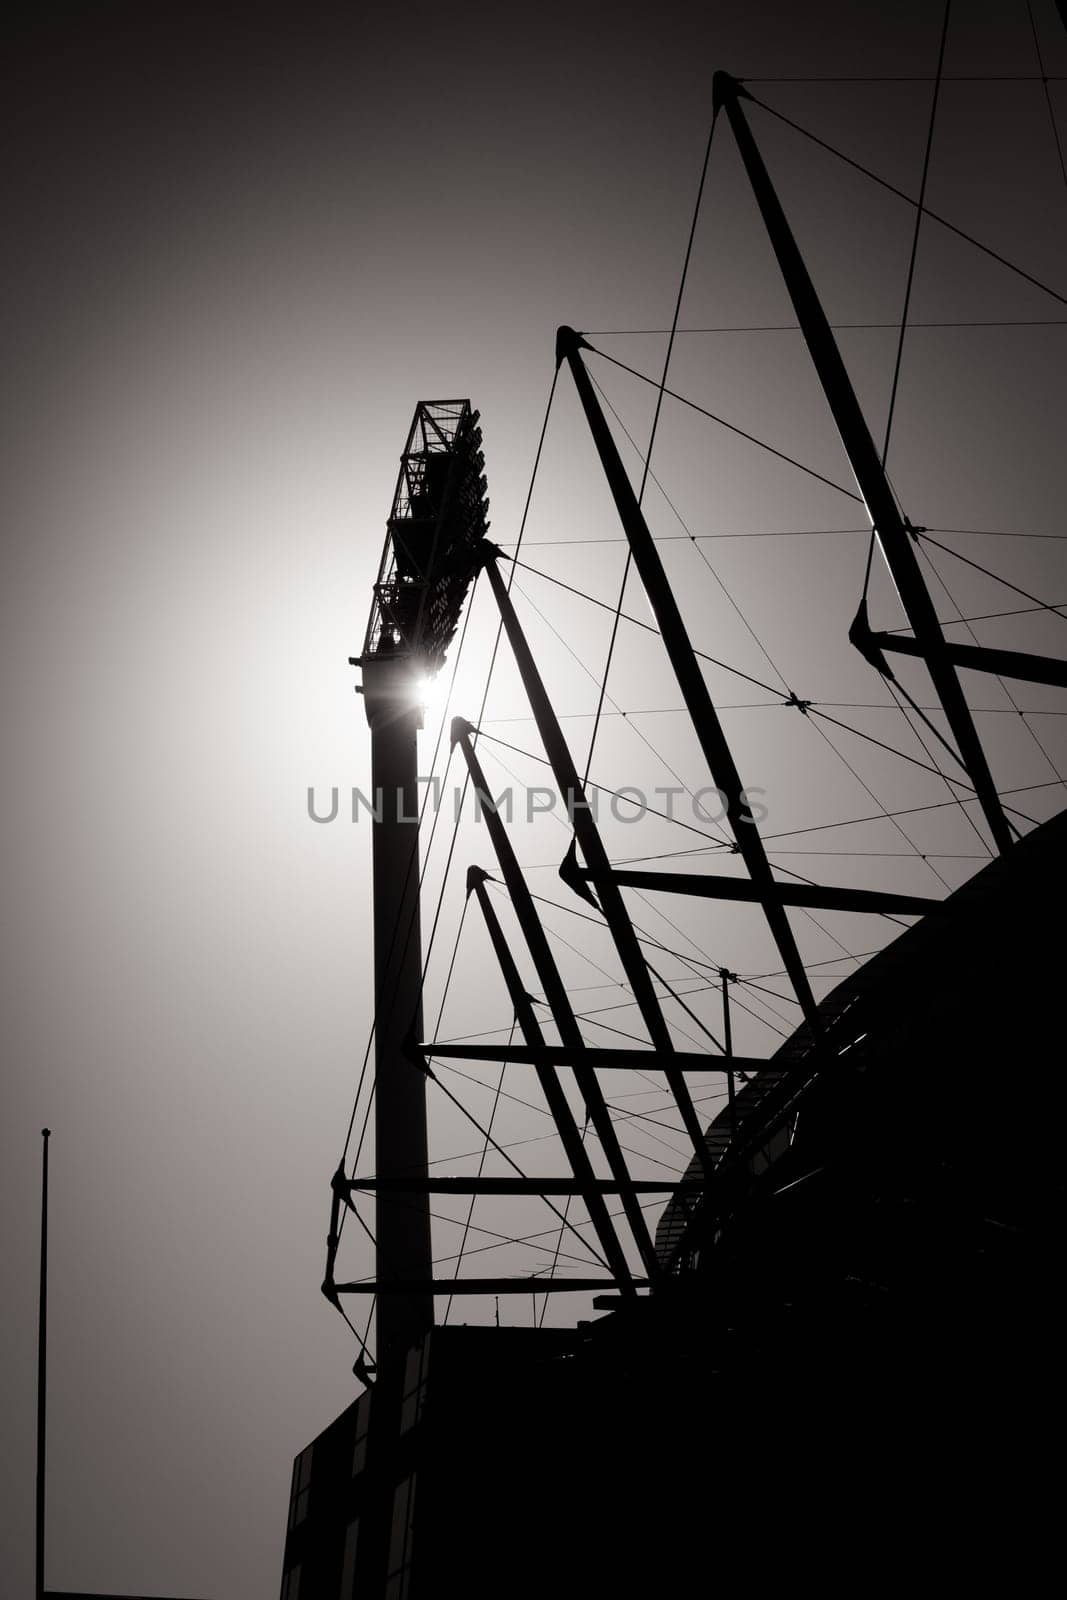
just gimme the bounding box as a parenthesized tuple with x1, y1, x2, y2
(353, 1353, 377, 1387)
(849, 597, 896, 681)
(712, 71, 751, 113)
(555, 325, 592, 368)
(465, 864, 495, 897)
(402, 1028, 437, 1080)
(473, 540, 510, 571)
(559, 837, 601, 909)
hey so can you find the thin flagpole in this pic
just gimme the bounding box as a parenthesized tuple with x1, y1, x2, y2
(36, 1127, 50, 1600)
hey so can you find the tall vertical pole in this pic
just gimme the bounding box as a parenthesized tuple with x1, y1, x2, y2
(362, 659, 433, 1363)
(36, 1127, 50, 1600)
(711, 71, 1012, 855)
(349, 400, 487, 1368)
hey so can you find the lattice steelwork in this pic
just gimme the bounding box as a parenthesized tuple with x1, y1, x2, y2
(362, 400, 489, 671)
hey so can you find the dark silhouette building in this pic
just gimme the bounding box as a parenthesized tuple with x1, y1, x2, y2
(281, 810, 1065, 1596)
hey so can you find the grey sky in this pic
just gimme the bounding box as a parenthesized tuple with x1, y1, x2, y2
(3, 3, 1065, 1596)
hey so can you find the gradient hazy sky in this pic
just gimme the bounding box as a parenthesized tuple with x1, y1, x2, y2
(3, 3, 1065, 1596)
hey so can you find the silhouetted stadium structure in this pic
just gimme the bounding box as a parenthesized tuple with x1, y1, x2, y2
(282, 63, 1065, 1600)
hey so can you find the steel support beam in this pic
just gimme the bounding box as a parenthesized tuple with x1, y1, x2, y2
(335, 1277, 650, 1295)
(478, 551, 715, 1176)
(416, 1040, 770, 1075)
(347, 1177, 701, 1195)
(570, 864, 938, 917)
(453, 719, 660, 1274)
(466, 866, 638, 1291)
(860, 627, 1067, 691)
(555, 324, 822, 1029)
(713, 71, 1013, 855)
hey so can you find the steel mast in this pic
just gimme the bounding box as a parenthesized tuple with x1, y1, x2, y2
(350, 400, 489, 1363)
(711, 71, 1014, 854)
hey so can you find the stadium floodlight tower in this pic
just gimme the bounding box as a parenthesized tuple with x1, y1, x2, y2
(353, 400, 489, 1367)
